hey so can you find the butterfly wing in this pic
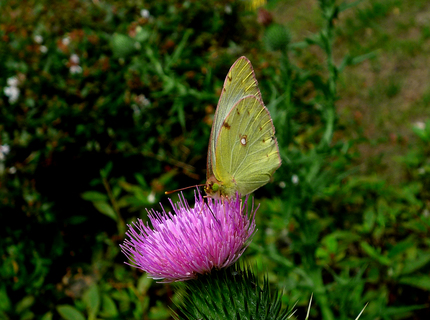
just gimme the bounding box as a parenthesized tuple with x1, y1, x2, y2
(207, 57, 262, 180)
(213, 96, 281, 197)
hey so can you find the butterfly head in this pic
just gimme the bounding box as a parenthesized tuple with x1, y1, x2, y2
(204, 175, 222, 199)
(205, 175, 240, 200)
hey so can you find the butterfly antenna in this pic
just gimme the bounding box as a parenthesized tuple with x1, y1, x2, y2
(165, 184, 205, 195)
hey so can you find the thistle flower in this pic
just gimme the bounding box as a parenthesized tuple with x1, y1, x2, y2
(120, 192, 256, 283)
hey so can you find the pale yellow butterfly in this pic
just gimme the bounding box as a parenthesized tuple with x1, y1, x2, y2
(205, 56, 281, 199)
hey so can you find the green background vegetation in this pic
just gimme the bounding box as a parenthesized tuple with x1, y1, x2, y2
(1, 0, 430, 319)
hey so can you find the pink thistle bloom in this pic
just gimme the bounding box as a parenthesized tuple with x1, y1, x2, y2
(120, 192, 257, 283)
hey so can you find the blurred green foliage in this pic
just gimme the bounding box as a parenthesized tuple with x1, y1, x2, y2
(1, 0, 430, 319)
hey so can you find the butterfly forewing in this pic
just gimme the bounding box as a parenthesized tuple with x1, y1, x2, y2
(207, 57, 262, 179)
(214, 96, 281, 196)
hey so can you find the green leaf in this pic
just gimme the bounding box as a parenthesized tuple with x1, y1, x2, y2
(100, 294, 118, 317)
(83, 284, 100, 320)
(137, 275, 153, 295)
(166, 29, 193, 69)
(93, 201, 117, 221)
(387, 240, 414, 258)
(56, 305, 86, 320)
(399, 275, 430, 291)
(412, 126, 430, 142)
(401, 252, 430, 275)
(383, 304, 426, 316)
(100, 162, 113, 178)
(81, 191, 108, 202)
(338, 51, 377, 73)
(110, 33, 135, 58)
(363, 208, 375, 232)
(112, 185, 122, 199)
(360, 242, 391, 265)
(16, 296, 35, 314)
(135, 173, 148, 188)
(40, 311, 53, 320)
(0, 285, 11, 311)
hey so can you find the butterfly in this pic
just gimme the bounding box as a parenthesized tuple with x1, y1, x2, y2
(204, 56, 281, 199)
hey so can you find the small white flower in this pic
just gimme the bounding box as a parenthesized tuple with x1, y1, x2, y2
(8, 166, 17, 174)
(137, 94, 150, 107)
(418, 167, 426, 175)
(147, 191, 156, 204)
(4, 86, 20, 103)
(291, 174, 299, 185)
(70, 54, 80, 64)
(224, 4, 232, 14)
(423, 208, 430, 217)
(7, 76, 19, 87)
(0, 145, 10, 155)
(0, 145, 10, 161)
(140, 9, 150, 18)
(279, 181, 286, 188)
(34, 35, 43, 44)
(414, 121, 426, 130)
(69, 65, 82, 74)
(62, 37, 70, 46)
(40, 45, 48, 53)
(131, 104, 141, 115)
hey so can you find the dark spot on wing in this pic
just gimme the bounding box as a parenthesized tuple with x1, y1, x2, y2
(223, 122, 231, 129)
(240, 135, 247, 146)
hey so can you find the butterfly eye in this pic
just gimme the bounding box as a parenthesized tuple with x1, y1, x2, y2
(212, 183, 220, 192)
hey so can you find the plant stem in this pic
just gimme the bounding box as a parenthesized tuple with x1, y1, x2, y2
(102, 177, 125, 235)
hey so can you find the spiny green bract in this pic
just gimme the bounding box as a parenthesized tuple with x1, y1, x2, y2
(174, 264, 292, 320)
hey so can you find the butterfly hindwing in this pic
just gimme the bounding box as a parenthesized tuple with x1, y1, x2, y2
(214, 96, 281, 197)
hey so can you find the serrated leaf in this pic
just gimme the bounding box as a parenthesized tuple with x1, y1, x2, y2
(56, 305, 86, 320)
(93, 201, 117, 221)
(81, 191, 108, 202)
